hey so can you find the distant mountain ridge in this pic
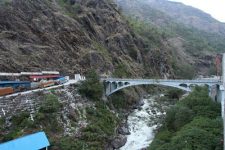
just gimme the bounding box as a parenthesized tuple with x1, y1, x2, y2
(118, 0, 225, 35)
(151, 0, 225, 35)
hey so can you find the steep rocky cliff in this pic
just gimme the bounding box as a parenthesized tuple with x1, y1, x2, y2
(117, 0, 225, 76)
(0, 0, 174, 78)
(0, 0, 224, 149)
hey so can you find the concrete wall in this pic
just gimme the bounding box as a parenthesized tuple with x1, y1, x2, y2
(0, 86, 81, 118)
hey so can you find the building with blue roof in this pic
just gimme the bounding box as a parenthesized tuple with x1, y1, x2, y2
(0, 132, 50, 150)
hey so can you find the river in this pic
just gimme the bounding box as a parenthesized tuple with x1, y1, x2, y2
(120, 95, 169, 150)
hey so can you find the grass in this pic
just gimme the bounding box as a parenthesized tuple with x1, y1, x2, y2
(57, 0, 81, 17)
(112, 63, 131, 78)
(0, 0, 12, 6)
(93, 41, 112, 62)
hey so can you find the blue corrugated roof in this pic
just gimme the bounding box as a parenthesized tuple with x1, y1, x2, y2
(0, 132, 50, 150)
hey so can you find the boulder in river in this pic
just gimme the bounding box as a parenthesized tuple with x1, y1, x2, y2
(111, 135, 127, 149)
(118, 125, 130, 135)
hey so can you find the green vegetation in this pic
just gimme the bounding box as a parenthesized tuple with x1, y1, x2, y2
(109, 91, 128, 109)
(0, 70, 119, 150)
(125, 4, 225, 55)
(0, 91, 119, 150)
(82, 102, 118, 149)
(56, 137, 88, 150)
(208, 64, 217, 75)
(149, 87, 223, 150)
(78, 70, 103, 101)
(39, 94, 62, 113)
(93, 41, 112, 62)
(126, 13, 224, 78)
(113, 64, 131, 78)
(55, 102, 118, 150)
(173, 23, 225, 54)
(165, 88, 184, 100)
(0, 0, 11, 6)
(0, 94, 63, 142)
(127, 17, 168, 51)
(1, 112, 32, 142)
(126, 17, 196, 79)
(35, 94, 63, 133)
(57, 0, 82, 17)
(172, 63, 196, 79)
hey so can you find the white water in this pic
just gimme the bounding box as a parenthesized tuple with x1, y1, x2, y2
(120, 96, 165, 150)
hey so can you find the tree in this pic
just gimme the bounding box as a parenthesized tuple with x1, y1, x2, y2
(149, 87, 223, 150)
(165, 106, 193, 131)
(78, 70, 103, 101)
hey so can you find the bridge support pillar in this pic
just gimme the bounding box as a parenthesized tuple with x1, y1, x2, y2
(217, 85, 225, 117)
(208, 85, 217, 102)
(105, 82, 111, 96)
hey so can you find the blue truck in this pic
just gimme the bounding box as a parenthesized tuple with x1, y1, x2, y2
(55, 77, 68, 85)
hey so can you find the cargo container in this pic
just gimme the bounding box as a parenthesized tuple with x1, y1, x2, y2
(30, 75, 60, 82)
(55, 77, 68, 85)
(0, 87, 14, 96)
(39, 81, 55, 88)
(0, 81, 31, 89)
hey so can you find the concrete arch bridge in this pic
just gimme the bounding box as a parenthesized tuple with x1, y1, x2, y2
(102, 78, 221, 96)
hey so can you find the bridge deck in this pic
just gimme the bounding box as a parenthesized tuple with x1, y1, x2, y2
(102, 78, 221, 84)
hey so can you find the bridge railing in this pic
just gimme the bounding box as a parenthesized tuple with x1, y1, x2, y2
(102, 78, 221, 84)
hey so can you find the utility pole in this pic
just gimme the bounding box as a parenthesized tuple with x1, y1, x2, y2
(222, 53, 225, 150)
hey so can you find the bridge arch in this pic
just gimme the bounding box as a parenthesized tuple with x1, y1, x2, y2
(103, 79, 219, 96)
(105, 81, 191, 96)
(179, 83, 188, 88)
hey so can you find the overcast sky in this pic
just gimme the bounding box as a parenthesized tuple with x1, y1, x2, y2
(169, 0, 225, 22)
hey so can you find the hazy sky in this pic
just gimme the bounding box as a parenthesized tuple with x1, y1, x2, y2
(169, 0, 225, 22)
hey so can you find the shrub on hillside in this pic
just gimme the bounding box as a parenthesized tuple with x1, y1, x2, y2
(149, 86, 223, 150)
(180, 86, 221, 118)
(165, 88, 184, 100)
(165, 106, 194, 131)
(39, 94, 61, 113)
(78, 70, 103, 101)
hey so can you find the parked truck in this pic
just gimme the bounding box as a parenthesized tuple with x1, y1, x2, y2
(55, 77, 68, 85)
(39, 81, 55, 88)
(0, 87, 14, 96)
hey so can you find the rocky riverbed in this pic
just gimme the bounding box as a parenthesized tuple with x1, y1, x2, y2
(120, 94, 173, 150)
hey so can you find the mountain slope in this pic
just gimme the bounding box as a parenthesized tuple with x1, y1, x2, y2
(0, 0, 175, 78)
(1, 0, 224, 78)
(117, 0, 225, 75)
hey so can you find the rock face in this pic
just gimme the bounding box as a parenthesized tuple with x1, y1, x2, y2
(111, 135, 127, 149)
(0, 0, 173, 78)
(118, 122, 130, 135)
(117, 0, 225, 76)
